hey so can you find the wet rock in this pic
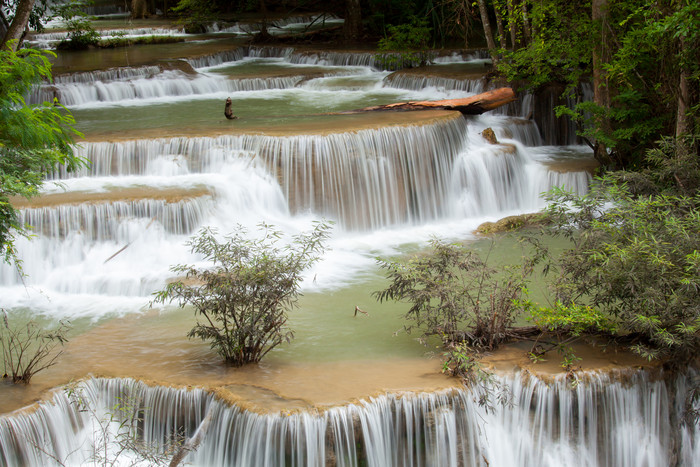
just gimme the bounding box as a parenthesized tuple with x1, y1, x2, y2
(481, 127, 498, 144)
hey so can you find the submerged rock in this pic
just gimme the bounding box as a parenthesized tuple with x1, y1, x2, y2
(475, 212, 549, 235)
(481, 127, 498, 144)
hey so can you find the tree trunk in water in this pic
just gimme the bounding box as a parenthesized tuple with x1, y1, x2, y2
(352, 87, 517, 115)
(1, 0, 35, 50)
(477, 0, 498, 63)
(494, 2, 507, 50)
(343, 0, 362, 44)
(592, 0, 612, 166)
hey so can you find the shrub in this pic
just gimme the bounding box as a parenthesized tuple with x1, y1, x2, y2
(54, 0, 100, 50)
(1, 310, 70, 384)
(375, 16, 433, 70)
(153, 222, 331, 366)
(543, 140, 700, 361)
(374, 238, 537, 350)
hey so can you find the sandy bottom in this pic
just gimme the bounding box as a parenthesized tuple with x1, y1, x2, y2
(1, 310, 655, 416)
(80, 109, 461, 142)
(0, 309, 457, 415)
(481, 339, 654, 380)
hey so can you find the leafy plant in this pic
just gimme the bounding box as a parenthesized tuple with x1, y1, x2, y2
(54, 0, 100, 50)
(526, 301, 616, 337)
(171, 0, 215, 34)
(153, 222, 331, 366)
(375, 16, 434, 70)
(542, 141, 700, 362)
(1, 310, 70, 384)
(374, 238, 537, 350)
(0, 46, 84, 266)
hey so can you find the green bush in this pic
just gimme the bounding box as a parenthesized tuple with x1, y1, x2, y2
(543, 140, 700, 361)
(54, 0, 100, 50)
(1, 311, 70, 384)
(375, 16, 433, 70)
(153, 222, 331, 366)
(375, 239, 536, 350)
(0, 45, 84, 265)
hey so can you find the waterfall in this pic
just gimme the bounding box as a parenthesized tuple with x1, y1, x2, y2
(18, 197, 213, 241)
(185, 48, 249, 69)
(51, 115, 570, 231)
(383, 73, 487, 93)
(53, 66, 164, 84)
(35, 72, 308, 106)
(1, 112, 593, 314)
(1, 371, 696, 466)
(288, 51, 380, 68)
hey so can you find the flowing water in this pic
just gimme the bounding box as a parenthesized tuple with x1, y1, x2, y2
(2, 36, 694, 466)
(1, 372, 698, 466)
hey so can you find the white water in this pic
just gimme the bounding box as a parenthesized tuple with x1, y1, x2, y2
(2, 41, 692, 467)
(3, 50, 593, 319)
(0, 370, 697, 466)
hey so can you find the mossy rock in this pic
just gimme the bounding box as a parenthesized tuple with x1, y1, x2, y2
(475, 213, 549, 235)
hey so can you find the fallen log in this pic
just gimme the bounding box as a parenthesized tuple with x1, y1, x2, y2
(347, 87, 516, 115)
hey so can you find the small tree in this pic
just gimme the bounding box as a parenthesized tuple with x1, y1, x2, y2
(375, 16, 433, 70)
(170, 0, 215, 34)
(1, 310, 70, 384)
(54, 0, 100, 50)
(374, 238, 537, 350)
(154, 222, 331, 366)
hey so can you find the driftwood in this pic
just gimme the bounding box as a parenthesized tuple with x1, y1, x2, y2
(348, 87, 516, 115)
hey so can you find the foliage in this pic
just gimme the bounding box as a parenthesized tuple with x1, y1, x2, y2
(3, 0, 52, 33)
(0, 45, 84, 265)
(374, 238, 537, 350)
(496, 0, 700, 167)
(153, 222, 331, 366)
(609, 134, 700, 197)
(1, 310, 70, 384)
(543, 142, 700, 361)
(496, 0, 593, 92)
(97, 36, 185, 48)
(526, 301, 616, 337)
(523, 300, 614, 375)
(54, 0, 100, 50)
(171, 0, 216, 34)
(375, 16, 434, 70)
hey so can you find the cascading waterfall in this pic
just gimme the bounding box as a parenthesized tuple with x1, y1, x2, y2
(383, 74, 487, 93)
(35, 71, 311, 106)
(0, 112, 589, 316)
(17, 196, 212, 241)
(26, 27, 184, 50)
(53, 66, 164, 84)
(185, 48, 248, 69)
(1, 371, 696, 466)
(0, 47, 619, 467)
(49, 115, 583, 231)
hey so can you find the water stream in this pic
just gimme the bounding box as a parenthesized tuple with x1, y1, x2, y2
(2, 39, 693, 466)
